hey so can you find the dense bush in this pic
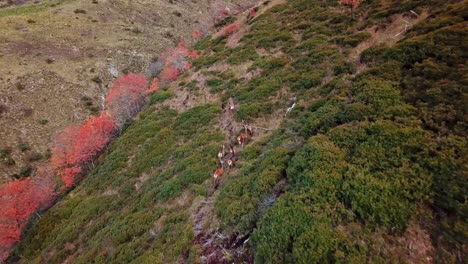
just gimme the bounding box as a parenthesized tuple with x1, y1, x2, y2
(332, 32, 371, 47)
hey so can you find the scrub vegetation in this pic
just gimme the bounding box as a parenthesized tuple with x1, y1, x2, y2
(4, 0, 467, 263)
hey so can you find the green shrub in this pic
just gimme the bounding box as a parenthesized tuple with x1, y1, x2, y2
(149, 90, 173, 104)
(226, 46, 260, 65)
(192, 55, 220, 69)
(39, 119, 49, 125)
(174, 104, 221, 135)
(235, 102, 275, 121)
(91, 76, 102, 84)
(19, 166, 32, 178)
(206, 78, 223, 93)
(333, 32, 371, 47)
(352, 78, 401, 111)
(18, 142, 31, 152)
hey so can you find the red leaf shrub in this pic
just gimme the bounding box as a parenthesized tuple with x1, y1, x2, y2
(0, 179, 38, 248)
(220, 22, 240, 37)
(51, 125, 80, 170)
(105, 74, 149, 124)
(52, 112, 114, 186)
(62, 166, 82, 187)
(191, 29, 204, 40)
(160, 67, 179, 84)
(168, 42, 193, 71)
(0, 172, 55, 261)
(71, 112, 114, 164)
(105, 73, 148, 106)
(151, 42, 197, 85)
(188, 50, 198, 58)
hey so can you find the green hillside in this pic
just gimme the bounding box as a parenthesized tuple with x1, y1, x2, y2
(10, 0, 467, 263)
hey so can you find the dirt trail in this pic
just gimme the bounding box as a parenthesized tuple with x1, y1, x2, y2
(155, 1, 291, 262)
(351, 10, 429, 74)
(162, 64, 271, 264)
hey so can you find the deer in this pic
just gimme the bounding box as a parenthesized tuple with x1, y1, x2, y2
(245, 124, 254, 136)
(229, 144, 236, 156)
(217, 144, 225, 160)
(237, 133, 248, 147)
(228, 97, 235, 111)
(237, 123, 253, 147)
(213, 161, 224, 189)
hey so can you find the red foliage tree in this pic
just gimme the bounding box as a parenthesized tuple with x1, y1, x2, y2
(167, 42, 193, 71)
(160, 66, 179, 84)
(51, 125, 80, 170)
(105, 74, 148, 125)
(51, 112, 114, 187)
(0, 179, 37, 248)
(152, 42, 197, 86)
(62, 166, 82, 187)
(69, 112, 114, 165)
(0, 173, 55, 261)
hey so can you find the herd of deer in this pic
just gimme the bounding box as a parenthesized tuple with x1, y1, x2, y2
(212, 123, 254, 188)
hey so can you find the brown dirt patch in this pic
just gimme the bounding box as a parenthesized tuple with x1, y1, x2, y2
(350, 10, 430, 61)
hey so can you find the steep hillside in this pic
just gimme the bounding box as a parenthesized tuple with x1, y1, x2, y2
(8, 0, 467, 263)
(0, 0, 254, 180)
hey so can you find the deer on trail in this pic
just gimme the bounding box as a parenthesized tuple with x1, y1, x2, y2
(217, 144, 225, 160)
(245, 124, 253, 136)
(237, 133, 248, 147)
(237, 123, 253, 147)
(212, 161, 224, 189)
(228, 97, 235, 111)
(226, 144, 237, 168)
(229, 144, 235, 156)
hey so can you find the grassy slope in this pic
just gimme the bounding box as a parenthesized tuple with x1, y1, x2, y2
(0, 0, 248, 180)
(11, 0, 467, 263)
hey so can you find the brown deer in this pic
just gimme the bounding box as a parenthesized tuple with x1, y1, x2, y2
(237, 133, 248, 147)
(213, 162, 224, 189)
(237, 124, 251, 147)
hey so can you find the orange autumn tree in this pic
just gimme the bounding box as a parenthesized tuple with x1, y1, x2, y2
(147, 78, 160, 94)
(339, 0, 360, 19)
